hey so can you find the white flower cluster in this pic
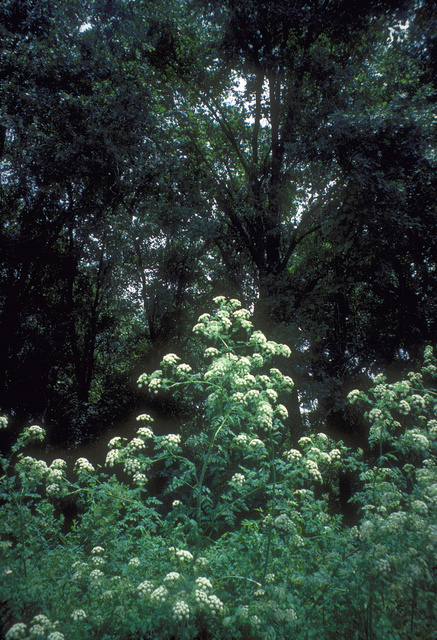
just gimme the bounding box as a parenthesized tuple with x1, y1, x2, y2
(148, 376, 162, 394)
(129, 437, 146, 451)
(347, 389, 361, 404)
(256, 401, 274, 430)
(6, 623, 28, 639)
(230, 472, 245, 486)
(195, 576, 212, 590)
(274, 514, 294, 533)
(204, 346, 219, 359)
(164, 571, 181, 582)
(71, 561, 88, 580)
(249, 438, 264, 448)
(410, 394, 426, 411)
(74, 458, 95, 473)
(24, 425, 46, 440)
(176, 363, 192, 375)
(128, 557, 141, 567)
(399, 400, 411, 415)
(286, 448, 302, 460)
(306, 459, 322, 482)
(21, 457, 48, 480)
(105, 449, 119, 467)
(137, 426, 153, 438)
(404, 429, 430, 451)
(91, 546, 104, 555)
(161, 353, 180, 366)
(46, 483, 61, 497)
(164, 433, 181, 449)
(195, 556, 209, 568)
(50, 458, 66, 470)
(123, 457, 141, 474)
(194, 591, 224, 615)
(150, 585, 168, 603)
(172, 600, 190, 622)
(245, 389, 260, 402)
(234, 433, 248, 444)
(137, 580, 154, 596)
(91, 555, 105, 566)
(0, 415, 8, 429)
(133, 471, 147, 484)
(276, 404, 289, 420)
(136, 413, 153, 422)
(169, 547, 193, 562)
(90, 568, 104, 584)
(71, 609, 87, 622)
(7, 615, 65, 640)
(137, 372, 163, 394)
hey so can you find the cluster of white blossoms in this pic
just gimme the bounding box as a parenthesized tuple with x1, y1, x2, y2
(274, 514, 294, 533)
(234, 433, 248, 445)
(18, 457, 48, 484)
(172, 600, 190, 622)
(230, 472, 245, 486)
(129, 437, 146, 451)
(169, 547, 193, 562)
(249, 438, 264, 448)
(286, 448, 302, 460)
(71, 561, 88, 581)
(6, 623, 28, 639)
(164, 433, 181, 449)
(136, 413, 153, 423)
(176, 363, 192, 375)
(0, 415, 8, 429)
(105, 449, 119, 467)
(6, 616, 65, 640)
(24, 425, 46, 441)
(137, 580, 154, 596)
(194, 591, 224, 615)
(195, 576, 212, 590)
(305, 459, 323, 482)
(128, 557, 141, 567)
(71, 609, 87, 622)
(137, 372, 163, 394)
(90, 568, 104, 585)
(256, 401, 274, 430)
(399, 399, 411, 415)
(164, 571, 181, 583)
(404, 429, 430, 451)
(150, 585, 168, 603)
(123, 457, 141, 474)
(74, 457, 95, 473)
(161, 353, 180, 366)
(137, 426, 153, 438)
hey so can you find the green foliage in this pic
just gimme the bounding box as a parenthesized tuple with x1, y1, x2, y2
(1, 299, 436, 639)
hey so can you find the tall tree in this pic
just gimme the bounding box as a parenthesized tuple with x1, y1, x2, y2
(135, 0, 436, 434)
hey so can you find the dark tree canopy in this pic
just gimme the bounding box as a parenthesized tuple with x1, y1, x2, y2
(0, 0, 436, 445)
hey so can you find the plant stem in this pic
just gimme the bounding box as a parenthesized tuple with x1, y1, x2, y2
(261, 429, 277, 584)
(194, 415, 228, 559)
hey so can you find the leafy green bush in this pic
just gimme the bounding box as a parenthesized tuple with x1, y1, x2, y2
(1, 298, 436, 639)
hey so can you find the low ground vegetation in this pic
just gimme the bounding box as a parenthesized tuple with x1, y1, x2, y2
(1, 298, 436, 639)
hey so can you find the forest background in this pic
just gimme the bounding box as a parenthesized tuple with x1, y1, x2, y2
(0, 0, 436, 448)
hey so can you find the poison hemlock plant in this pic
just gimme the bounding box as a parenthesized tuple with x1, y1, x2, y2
(1, 299, 436, 639)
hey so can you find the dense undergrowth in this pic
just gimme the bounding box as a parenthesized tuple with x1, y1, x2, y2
(1, 297, 436, 640)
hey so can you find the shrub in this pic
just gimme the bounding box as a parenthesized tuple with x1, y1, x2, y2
(1, 298, 436, 639)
